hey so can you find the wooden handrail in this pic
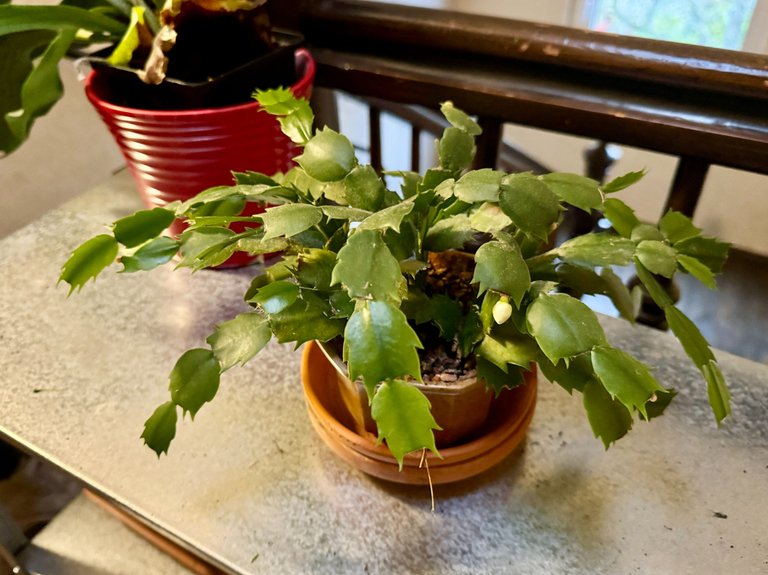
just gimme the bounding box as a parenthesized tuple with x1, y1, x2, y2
(272, 0, 768, 100)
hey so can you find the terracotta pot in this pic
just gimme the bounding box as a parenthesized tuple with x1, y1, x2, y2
(301, 341, 538, 485)
(316, 342, 495, 448)
(84, 48, 316, 267)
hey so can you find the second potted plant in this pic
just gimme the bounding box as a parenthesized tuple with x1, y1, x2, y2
(60, 90, 732, 484)
(2, 0, 314, 268)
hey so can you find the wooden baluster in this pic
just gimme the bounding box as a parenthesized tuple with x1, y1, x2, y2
(369, 105, 382, 173)
(472, 116, 502, 169)
(411, 126, 421, 172)
(664, 156, 710, 217)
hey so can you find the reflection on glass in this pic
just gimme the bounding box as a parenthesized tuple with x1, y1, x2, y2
(583, 0, 758, 49)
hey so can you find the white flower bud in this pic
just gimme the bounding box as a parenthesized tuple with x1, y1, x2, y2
(492, 297, 513, 325)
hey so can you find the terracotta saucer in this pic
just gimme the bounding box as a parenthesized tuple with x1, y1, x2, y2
(300, 341, 538, 485)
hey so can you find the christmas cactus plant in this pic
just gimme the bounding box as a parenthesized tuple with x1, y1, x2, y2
(59, 89, 731, 466)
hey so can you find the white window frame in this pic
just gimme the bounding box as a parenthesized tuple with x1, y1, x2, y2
(569, 0, 768, 54)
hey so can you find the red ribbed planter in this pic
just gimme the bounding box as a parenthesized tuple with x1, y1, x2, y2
(84, 49, 315, 267)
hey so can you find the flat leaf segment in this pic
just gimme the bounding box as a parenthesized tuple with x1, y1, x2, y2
(343, 301, 422, 396)
(332, 229, 403, 304)
(371, 380, 440, 468)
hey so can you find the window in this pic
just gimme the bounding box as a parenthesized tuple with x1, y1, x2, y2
(580, 0, 760, 50)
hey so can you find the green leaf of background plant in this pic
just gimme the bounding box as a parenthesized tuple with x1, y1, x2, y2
(371, 379, 440, 468)
(438, 126, 475, 173)
(112, 208, 175, 248)
(582, 379, 633, 449)
(0, 3, 125, 153)
(267, 291, 344, 345)
(343, 165, 385, 211)
(557, 234, 635, 267)
(120, 236, 179, 273)
(107, 6, 143, 65)
(602, 198, 640, 237)
(344, 301, 422, 395)
(0, 30, 51, 153)
(332, 229, 402, 303)
(356, 201, 414, 232)
(207, 313, 271, 371)
(659, 210, 701, 244)
(499, 174, 561, 241)
(453, 169, 503, 203)
(250, 281, 300, 314)
(591, 345, 664, 419)
(526, 293, 607, 365)
(297, 127, 356, 181)
(261, 204, 322, 240)
(168, 349, 221, 419)
(59, 234, 118, 294)
(440, 101, 482, 135)
(541, 173, 602, 212)
(141, 401, 178, 457)
(2, 28, 74, 154)
(635, 240, 678, 278)
(0, 5, 126, 35)
(677, 253, 716, 289)
(472, 240, 530, 307)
